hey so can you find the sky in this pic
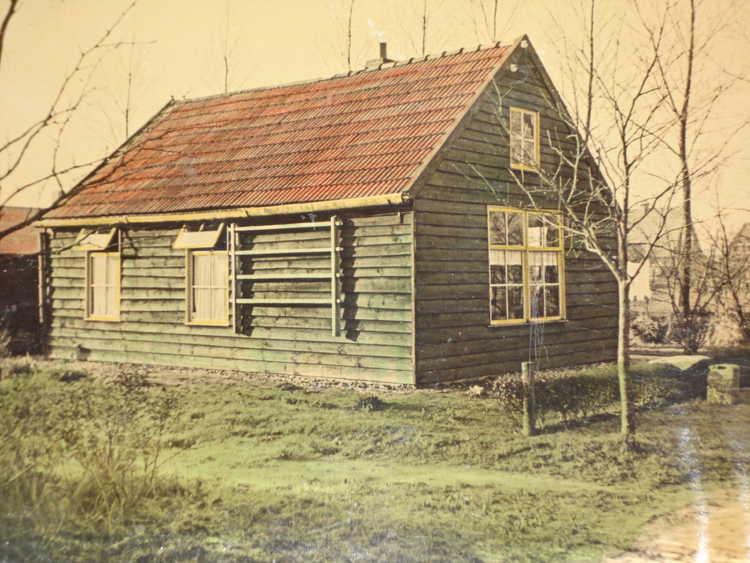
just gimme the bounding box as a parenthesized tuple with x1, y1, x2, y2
(2, 0, 750, 233)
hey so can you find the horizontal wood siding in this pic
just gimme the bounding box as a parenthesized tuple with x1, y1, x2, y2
(413, 47, 617, 385)
(47, 212, 414, 384)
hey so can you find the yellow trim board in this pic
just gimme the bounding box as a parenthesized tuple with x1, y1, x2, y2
(35, 194, 408, 228)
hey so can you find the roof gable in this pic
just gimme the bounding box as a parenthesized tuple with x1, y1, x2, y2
(44, 42, 518, 221)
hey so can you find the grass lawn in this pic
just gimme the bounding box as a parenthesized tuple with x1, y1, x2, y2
(1, 356, 748, 562)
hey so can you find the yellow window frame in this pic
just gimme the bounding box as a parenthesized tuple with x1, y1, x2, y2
(84, 250, 121, 322)
(509, 106, 541, 172)
(487, 206, 566, 325)
(185, 249, 230, 326)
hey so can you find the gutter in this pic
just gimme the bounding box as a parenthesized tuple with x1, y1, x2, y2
(34, 193, 410, 228)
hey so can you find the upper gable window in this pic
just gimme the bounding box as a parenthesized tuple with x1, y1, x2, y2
(509, 107, 540, 171)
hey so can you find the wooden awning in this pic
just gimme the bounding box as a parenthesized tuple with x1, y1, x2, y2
(173, 223, 224, 249)
(73, 228, 117, 251)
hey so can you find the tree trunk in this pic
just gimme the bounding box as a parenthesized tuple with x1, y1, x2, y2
(617, 278, 635, 438)
(678, 0, 696, 324)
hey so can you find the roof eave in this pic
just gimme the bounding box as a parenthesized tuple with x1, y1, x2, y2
(34, 193, 410, 228)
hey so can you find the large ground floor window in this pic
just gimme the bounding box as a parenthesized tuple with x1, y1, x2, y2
(488, 206, 565, 325)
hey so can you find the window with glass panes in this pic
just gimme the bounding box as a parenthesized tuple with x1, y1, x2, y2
(488, 207, 565, 324)
(86, 251, 120, 321)
(509, 107, 540, 170)
(187, 250, 228, 325)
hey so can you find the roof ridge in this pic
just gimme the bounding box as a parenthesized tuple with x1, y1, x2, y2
(175, 40, 514, 107)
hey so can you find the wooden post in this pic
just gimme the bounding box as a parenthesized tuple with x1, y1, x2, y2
(330, 215, 341, 337)
(229, 222, 237, 333)
(522, 361, 536, 436)
(37, 230, 50, 356)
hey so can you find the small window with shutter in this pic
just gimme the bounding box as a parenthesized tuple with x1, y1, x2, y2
(84, 229, 120, 321)
(178, 224, 228, 325)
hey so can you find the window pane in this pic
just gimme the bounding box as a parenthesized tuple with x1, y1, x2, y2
(490, 264, 506, 284)
(211, 288, 225, 321)
(490, 286, 507, 321)
(507, 264, 523, 284)
(510, 110, 522, 134)
(107, 255, 118, 286)
(522, 112, 535, 139)
(530, 285, 544, 318)
(105, 287, 115, 317)
(92, 287, 103, 316)
(211, 253, 227, 287)
(511, 144, 524, 167)
(545, 262, 559, 283)
(197, 255, 212, 286)
(527, 215, 545, 247)
(529, 252, 544, 282)
(522, 143, 535, 167)
(506, 250, 522, 282)
(488, 212, 507, 245)
(91, 254, 106, 286)
(508, 286, 524, 319)
(545, 215, 560, 247)
(507, 213, 523, 245)
(505, 249, 522, 264)
(193, 288, 210, 319)
(530, 265, 543, 283)
(545, 286, 560, 317)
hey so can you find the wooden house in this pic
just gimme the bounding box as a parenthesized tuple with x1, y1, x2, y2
(35, 36, 617, 385)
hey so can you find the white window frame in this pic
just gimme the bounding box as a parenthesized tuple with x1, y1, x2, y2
(488, 206, 566, 325)
(509, 106, 540, 171)
(185, 249, 229, 326)
(84, 230, 121, 322)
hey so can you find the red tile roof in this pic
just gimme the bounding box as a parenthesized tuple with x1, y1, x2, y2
(0, 207, 40, 254)
(45, 44, 512, 219)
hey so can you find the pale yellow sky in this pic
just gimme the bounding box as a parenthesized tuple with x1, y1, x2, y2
(2, 0, 750, 232)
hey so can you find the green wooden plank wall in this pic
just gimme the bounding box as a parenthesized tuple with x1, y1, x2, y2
(47, 212, 415, 384)
(413, 47, 618, 385)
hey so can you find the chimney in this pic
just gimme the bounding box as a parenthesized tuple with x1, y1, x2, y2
(379, 42, 388, 61)
(366, 42, 393, 68)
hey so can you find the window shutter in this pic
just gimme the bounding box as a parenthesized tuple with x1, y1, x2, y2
(174, 224, 225, 249)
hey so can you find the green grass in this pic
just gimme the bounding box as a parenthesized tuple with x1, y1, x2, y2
(0, 356, 748, 561)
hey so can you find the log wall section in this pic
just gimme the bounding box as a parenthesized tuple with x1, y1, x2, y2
(47, 212, 414, 384)
(412, 48, 618, 385)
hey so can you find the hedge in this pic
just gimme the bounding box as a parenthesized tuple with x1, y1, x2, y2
(489, 363, 706, 426)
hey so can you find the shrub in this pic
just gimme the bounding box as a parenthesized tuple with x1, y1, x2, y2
(670, 311, 712, 353)
(491, 368, 619, 426)
(490, 362, 702, 429)
(631, 312, 669, 344)
(355, 395, 386, 412)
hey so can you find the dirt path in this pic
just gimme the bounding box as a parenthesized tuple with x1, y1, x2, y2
(608, 489, 750, 562)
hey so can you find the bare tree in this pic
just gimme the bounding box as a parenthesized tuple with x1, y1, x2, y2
(654, 222, 724, 351)
(713, 214, 750, 341)
(346, 0, 355, 72)
(638, 0, 750, 346)
(0, 1, 140, 239)
(421, 0, 428, 56)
